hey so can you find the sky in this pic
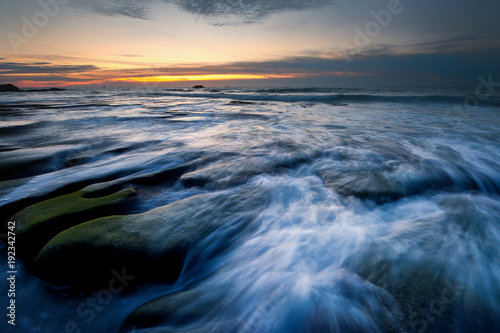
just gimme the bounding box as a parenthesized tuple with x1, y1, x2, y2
(1, 0, 500, 87)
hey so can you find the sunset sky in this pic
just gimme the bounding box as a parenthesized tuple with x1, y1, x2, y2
(1, 0, 499, 87)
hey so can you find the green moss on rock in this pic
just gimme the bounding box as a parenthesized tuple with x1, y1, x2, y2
(11, 182, 136, 262)
(32, 186, 269, 286)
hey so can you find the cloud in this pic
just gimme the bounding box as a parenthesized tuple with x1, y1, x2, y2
(116, 54, 145, 58)
(72, 0, 331, 24)
(105, 49, 500, 85)
(4, 48, 500, 87)
(166, 0, 332, 25)
(73, 0, 153, 19)
(0, 62, 99, 74)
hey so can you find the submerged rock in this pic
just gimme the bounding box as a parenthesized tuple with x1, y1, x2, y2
(121, 288, 209, 331)
(317, 158, 479, 204)
(0, 145, 86, 182)
(229, 100, 256, 105)
(180, 162, 264, 189)
(119, 287, 233, 333)
(319, 168, 406, 204)
(348, 194, 500, 332)
(119, 267, 398, 333)
(32, 186, 269, 286)
(180, 151, 321, 190)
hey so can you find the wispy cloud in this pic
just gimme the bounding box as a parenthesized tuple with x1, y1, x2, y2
(0, 62, 99, 74)
(2, 47, 499, 87)
(72, 0, 332, 24)
(166, 0, 332, 25)
(116, 54, 145, 58)
(73, 0, 154, 19)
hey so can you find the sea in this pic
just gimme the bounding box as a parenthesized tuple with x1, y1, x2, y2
(0, 86, 499, 333)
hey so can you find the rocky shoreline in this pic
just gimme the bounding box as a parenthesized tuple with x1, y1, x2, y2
(0, 83, 66, 92)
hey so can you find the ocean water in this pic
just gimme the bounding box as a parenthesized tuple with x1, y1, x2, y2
(0, 86, 499, 333)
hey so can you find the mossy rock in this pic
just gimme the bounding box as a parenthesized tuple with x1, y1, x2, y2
(11, 182, 136, 262)
(32, 186, 269, 286)
(0, 151, 215, 221)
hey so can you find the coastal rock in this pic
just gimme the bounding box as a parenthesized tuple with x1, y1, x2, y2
(0, 151, 223, 221)
(180, 162, 263, 189)
(12, 182, 136, 262)
(318, 159, 462, 204)
(24, 87, 67, 92)
(0, 84, 20, 92)
(192, 85, 204, 89)
(0, 84, 66, 92)
(180, 151, 321, 190)
(229, 100, 256, 105)
(119, 288, 232, 333)
(0, 177, 33, 198)
(318, 168, 406, 204)
(0, 145, 86, 182)
(348, 194, 500, 332)
(32, 186, 269, 286)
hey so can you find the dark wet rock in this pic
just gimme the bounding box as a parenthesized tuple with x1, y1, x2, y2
(12, 182, 136, 262)
(32, 186, 269, 286)
(120, 288, 209, 331)
(0, 151, 233, 221)
(0, 84, 20, 92)
(180, 151, 321, 190)
(0, 145, 83, 181)
(0, 149, 197, 212)
(180, 162, 262, 189)
(23, 87, 67, 92)
(192, 85, 204, 89)
(218, 112, 271, 121)
(366, 138, 416, 161)
(119, 287, 233, 333)
(319, 168, 406, 204)
(348, 194, 500, 332)
(120, 269, 398, 333)
(0, 84, 66, 92)
(317, 158, 481, 204)
(0, 177, 33, 197)
(229, 100, 256, 105)
(125, 152, 236, 187)
(164, 111, 189, 116)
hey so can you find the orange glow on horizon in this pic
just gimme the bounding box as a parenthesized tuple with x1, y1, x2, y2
(2, 70, 377, 88)
(113, 74, 296, 83)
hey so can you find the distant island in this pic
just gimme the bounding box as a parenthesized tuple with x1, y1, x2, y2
(0, 83, 66, 92)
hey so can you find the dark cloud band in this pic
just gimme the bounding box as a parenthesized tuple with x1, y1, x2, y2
(74, 0, 153, 19)
(167, 0, 332, 25)
(0, 62, 99, 74)
(73, 0, 331, 24)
